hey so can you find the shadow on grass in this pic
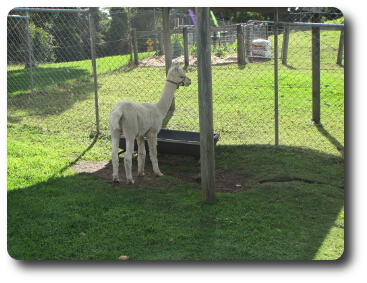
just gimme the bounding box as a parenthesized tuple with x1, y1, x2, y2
(315, 124, 344, 157)
(98, 62, 139, 78)
(120, 63, 138, 72)
(58, 135, 99, 175)
(283, 63, 297, 70)
(7, 66, 90, 97)
(238, 64, 247, 70)
(7, 144, 344, 260)
(215, 144, 344, 189)
(8, 77, 95, 120)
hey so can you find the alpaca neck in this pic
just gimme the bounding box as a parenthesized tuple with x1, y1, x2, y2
(156, 81, 177, 116)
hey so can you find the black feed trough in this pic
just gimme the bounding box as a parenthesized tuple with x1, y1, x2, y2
(119, 129, 220, 157)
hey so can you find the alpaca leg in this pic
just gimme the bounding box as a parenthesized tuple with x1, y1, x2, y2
(147, 135, 163, 177)
(137, 136, 146, 176)
(111, 129, 121, 183)
(124, 137, 135, 184)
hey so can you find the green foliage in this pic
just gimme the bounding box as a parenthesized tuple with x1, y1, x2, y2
(325, 16, 344, 24)
(7, 17, 26, 63)
(8, 8, 160, 64)
(130, 7, 161, 31)
(227, 40, 237, 51)
(29, 22, 56, 63)
(48, 13, 90, 62)
(103, 8, 129, 57)
(232, 11, 265, 23)
(212, 44, 235, 58)
(212, 10, 266, 23)
(189, 43, 197, 57)
(189, 42, 236, 58)
(171, 33, 184, 57)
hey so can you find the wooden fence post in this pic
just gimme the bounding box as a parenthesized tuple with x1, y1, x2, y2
(212, 31, 217, 47)
(132, 28, 139, 65)
(183, 26, 189, 68)
(337, 29, 344, 66)
(126, 8, 134, 63)
(162, 7, 174, 127)
(274, 8, 279, 146)
(88, 8, 100, 135)
(244, 24, 251, 63)
(24, 11, 34, 92)
(281, 25, 289, 65)
(312, 25, 321, 124)
(197, 7, 216, 203)
(237, 24, 246, 66)
(158, 28, 164, 55)
(162, 7, 172, 75)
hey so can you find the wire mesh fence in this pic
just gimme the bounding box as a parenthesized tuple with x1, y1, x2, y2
(7, 8, 97, 136)
(276, 21, 344, 155)
(7, 7, 344, 157)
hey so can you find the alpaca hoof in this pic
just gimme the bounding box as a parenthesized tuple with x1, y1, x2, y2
(126, 179, 135, 185)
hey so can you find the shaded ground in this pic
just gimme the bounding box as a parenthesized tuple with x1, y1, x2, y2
(72, 153, 250, 193)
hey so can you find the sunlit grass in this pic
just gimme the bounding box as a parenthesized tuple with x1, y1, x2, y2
(7, 52, 155, 97)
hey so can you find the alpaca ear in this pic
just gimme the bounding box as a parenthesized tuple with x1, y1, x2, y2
(171, 62, 179, 71)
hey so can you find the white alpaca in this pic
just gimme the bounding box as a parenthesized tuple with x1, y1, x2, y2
(109, 64, 191, 184)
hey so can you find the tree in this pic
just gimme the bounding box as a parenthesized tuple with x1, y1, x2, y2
(29, 21, 55, 63)
(104, 7, 129, 56)
(211, 9, 265, 24)
(88, 8, 110, 58)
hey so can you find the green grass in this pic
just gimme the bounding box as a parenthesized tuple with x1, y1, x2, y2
(7, 52, 155, 97)
(7, 124, 344, 260)
(7, 27, 344, 260)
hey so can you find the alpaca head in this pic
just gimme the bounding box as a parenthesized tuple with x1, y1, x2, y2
(167, 63, 191, 87)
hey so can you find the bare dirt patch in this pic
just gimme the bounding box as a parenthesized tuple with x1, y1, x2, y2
(72, 153, 250, 193)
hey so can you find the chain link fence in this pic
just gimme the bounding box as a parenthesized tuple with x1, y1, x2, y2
(277, 13, 344, 156)
(7, 8, 344, 157)
(7, 8, 96, 136)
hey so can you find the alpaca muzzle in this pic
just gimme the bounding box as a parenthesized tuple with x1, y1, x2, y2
(167, 77, 191, 88)
(182, 77, 191, 87)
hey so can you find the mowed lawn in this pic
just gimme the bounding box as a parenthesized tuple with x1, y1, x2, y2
(7, 125, 344, 260)
(7, 27, 344, 260)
